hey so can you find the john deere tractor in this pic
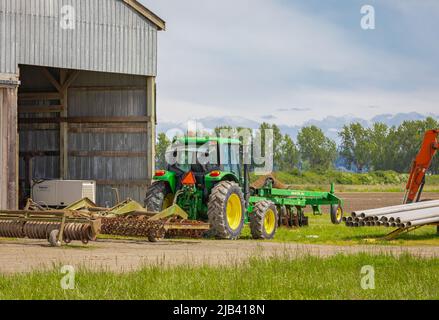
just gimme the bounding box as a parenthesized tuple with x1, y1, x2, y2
(145, 136, 343, 240)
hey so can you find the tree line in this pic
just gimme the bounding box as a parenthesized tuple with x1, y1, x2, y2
(156, 117, 439, 174)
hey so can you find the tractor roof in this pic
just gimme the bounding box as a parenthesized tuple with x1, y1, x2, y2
(177, 136, 241, 145)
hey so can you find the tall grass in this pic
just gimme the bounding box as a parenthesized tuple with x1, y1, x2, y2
(251, 170, 439, 187)
(0, 254, 437, 300)
(238, 215, 439, 246)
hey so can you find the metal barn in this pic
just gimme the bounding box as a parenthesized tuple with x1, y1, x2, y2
(0, 0, 165, 209)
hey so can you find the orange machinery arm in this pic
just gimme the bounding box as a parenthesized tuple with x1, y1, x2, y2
(404, 129, 439, 203)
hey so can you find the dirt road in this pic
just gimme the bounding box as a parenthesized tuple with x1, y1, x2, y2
(1, 238, 438, 274)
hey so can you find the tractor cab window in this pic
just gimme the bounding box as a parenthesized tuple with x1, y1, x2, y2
(166, 143, 218, 173)
(219, 143, 241, 179)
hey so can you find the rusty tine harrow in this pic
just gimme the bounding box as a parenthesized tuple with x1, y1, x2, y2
(0, 208, 101, 247)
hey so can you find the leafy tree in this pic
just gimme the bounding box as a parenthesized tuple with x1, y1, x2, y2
(156, 132, 171, 169)
(278, 134, 299, 171)
(297, 125, 337, 170)
(368, 122, 390, 171)
(257, 123, 284, 170)
(339, 123, 371, 172)
(389, 117, 439, 173)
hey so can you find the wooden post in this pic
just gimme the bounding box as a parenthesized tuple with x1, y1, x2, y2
(59, 69, 68, 179)
(57, 69, 79, 179)
(146, 76, 156, 185)
(0, 74, 19, 210)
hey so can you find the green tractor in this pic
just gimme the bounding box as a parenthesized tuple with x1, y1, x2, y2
(145, 136, 344, 240)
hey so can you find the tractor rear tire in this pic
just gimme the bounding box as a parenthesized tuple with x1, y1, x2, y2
(207, 181, 245, 240)
(250, 201, 278, 239)
(330, 204, 343, 224)
(144, 181, 174, 212)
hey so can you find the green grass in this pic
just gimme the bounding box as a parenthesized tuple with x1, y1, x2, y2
(275, 184, 439, 192)
(241, 214, 439, 246)
(250, 170, 439, 190)
(0, 254, 437, 299)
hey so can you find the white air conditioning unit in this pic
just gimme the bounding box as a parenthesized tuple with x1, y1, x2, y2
(32, 180, 96, 207)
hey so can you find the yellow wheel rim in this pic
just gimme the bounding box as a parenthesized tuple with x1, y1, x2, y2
(226, 194, 242, 231)
(162, 193, 174, 210)
(264, 209, 276, 234)
(336, 207, 342, 220)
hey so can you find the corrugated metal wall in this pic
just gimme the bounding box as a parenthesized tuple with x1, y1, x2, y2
(0, 0, 158, 76)
(68, 71, 149, 206)
(18, 67, 150, 206)
(19, 66, 60, 182)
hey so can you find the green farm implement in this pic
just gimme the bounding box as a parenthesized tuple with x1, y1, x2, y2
(144, 136, 344, 241)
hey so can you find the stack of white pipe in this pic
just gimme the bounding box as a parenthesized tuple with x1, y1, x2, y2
(344, 200, 439, 229)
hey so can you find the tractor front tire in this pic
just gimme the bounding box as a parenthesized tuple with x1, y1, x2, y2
(330, 204, 343, 224)
(207, 181, 245, 240)
(250, 201, 278, 239)
(144, 181, 174, 212)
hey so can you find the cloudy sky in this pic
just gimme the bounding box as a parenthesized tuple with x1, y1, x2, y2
(141, 0, 439, 126)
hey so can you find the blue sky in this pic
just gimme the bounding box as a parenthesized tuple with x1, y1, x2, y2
(141, 0, 439, 126)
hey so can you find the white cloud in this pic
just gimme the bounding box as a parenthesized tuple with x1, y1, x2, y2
(158, 87, 439, 126)
(142, 0, 439, 125)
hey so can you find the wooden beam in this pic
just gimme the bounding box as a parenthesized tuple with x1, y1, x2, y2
(69, 122, 147, 128)
(0, 89, 4, 209)
(69, 127, 148, 134)
(68, 86, 146, 91)
(69, 151, 148, 158)
(18, 116, 151, 124)
(67, 116, 151, 123)
(60, 69, 69, 179)
(146, 77, 156, 185)
(18, 105, 64, 114)
(122, 0, 166, 31)
(19, 151, 60, 157)
(0, 85, 19, 209)
(18, 92, 61, 101)
(0, 73, 19, 82)
(41, 68, 62, 92)
(18, 123, 59, 131)
(62, 70, 80, 91)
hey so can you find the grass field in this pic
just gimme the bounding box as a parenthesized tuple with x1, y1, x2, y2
(0, 254, 437, 300)
(250, 170, 439, 192)
(283, 184, 439, 193)
(239, 214, 439, 246)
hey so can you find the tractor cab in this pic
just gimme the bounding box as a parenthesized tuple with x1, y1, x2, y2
(164, 137, 242, 188)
